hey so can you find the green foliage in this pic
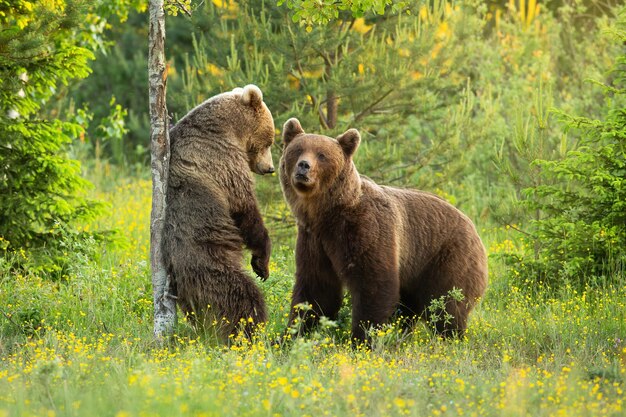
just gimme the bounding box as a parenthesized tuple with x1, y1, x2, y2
(95, 97, 130, 164)
(94, 0, 148, 23)
(0, 1, 118, 274)
(451, 1, 618, 223)
(75, 0, 620, 223)
(60, 3, 192, 167)
(170, 0, 493, 196)
(176, 0, 449, 131)
(153, 0, 619, 229)
(426, 287, 465, 332)
(278, 0, 409, 25)
(66, 26, 149, 165)
(1, 175, 625, 416)
(164, 0, 191, 16)
(1, 1, 625, 414)
(507, 10, 626, 289)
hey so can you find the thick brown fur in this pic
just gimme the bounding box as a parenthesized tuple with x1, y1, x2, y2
(162, 85, 275, 339)
(279, 118, 488, 342)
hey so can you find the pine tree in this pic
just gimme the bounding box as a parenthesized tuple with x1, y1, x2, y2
(506, 9, 626, 289)
(0, 1, 105, 273)
(171, 0, 477, 187)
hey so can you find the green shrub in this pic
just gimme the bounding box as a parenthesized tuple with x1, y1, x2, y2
(67, 0, 621, 230)
(0, 1, 128, 275)
(509, 9, 626, 289)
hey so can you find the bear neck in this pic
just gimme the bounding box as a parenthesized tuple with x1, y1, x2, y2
(172, 97, 250, 149)
(169, 105, 251, 188)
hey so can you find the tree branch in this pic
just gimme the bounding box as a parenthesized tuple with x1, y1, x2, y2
(352, 88, 394, 124)
(286, 23, 327, 129)
(173, 0, 192, 17)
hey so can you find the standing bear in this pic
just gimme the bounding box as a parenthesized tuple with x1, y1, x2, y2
(279, 118, 488, 342)
(162, 85, 275, 339)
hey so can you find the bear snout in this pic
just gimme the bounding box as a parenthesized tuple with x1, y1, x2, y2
(292, 162, 315, 193)
(253, 147, 275, 175)
(295, 160, 311, 180)
(297, 160, 311, 171)
(253, 162, 275, 175)
(293, 159, 317, 190)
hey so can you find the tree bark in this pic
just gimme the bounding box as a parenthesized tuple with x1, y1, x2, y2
(149, 0, 176, 340)
(325, 60, 337, 130)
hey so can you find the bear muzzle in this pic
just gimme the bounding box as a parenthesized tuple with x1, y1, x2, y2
(294, 172, 310, 183)
(253, 162, 275, 175)
(292, 177, 315, 194)
(259, 164, 275, 175)
(253, 147, 275, 175)
(294, 160, 311, 182)
(297, 159, 311, 174)
(292, 161, 316, 193)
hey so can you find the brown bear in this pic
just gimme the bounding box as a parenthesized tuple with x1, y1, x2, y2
(162, 85, 275, 339)
(279, 118, 488, 342)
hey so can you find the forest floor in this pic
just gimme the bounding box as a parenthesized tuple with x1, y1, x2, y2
(1, 175, 625, 417)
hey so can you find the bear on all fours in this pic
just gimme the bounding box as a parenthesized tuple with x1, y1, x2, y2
(279, 118, 488, 342)
(162, 85, 274, 339)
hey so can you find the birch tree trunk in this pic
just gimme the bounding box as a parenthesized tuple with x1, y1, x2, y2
(149, 0, 176, 340)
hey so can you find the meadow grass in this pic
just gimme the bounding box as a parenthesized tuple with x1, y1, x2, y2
(1, 173, 625, 417)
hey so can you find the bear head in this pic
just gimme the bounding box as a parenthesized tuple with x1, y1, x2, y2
(280, 118, 360, 197)
(232, 84, 275, 175)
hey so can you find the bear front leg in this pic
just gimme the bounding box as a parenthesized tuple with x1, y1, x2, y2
(349, 272, 400, 344)
(288, 277, 343, 337)
(232, 200, 271, 280)
(287, 230, 342, 337)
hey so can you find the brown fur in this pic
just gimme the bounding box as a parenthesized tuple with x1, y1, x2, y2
(162, 85, 275, 339)
(279, 118, 488, 342)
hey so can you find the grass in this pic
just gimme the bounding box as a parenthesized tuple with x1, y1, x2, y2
(1, 173, 625, 417)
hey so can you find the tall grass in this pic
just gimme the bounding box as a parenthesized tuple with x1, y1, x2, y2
(1, 174, 625, 417)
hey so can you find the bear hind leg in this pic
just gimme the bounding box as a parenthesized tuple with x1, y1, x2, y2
(416, 241, 486, 338)
(218, 269, 268, 340)
(180, 267, 267, 341)
(424, 299, 470, 338)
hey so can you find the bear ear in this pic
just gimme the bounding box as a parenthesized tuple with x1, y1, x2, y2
(282, 118, 305, 148)
(336, 128, 361, 157)
(241, 84, 263, 108)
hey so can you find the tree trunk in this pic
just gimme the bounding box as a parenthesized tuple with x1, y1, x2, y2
(324, 54, 338, 129)
(149, 0, 176, 340)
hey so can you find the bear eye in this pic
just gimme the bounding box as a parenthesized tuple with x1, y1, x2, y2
(318, 153, 327, 161)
